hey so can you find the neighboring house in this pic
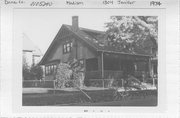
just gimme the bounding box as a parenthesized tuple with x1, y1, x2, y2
(23, 33, 43, 67)
(39, 16, 155, 83)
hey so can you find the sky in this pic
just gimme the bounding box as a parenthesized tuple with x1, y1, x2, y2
(14, 9, 116, 54)
(14, 9, 159, 55)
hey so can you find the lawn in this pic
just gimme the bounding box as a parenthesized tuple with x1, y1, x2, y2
(64, 96, 157, 106)
(23, 88, 157, 106)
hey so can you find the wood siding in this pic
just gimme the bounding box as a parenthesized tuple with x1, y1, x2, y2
(76, 40, 97, 60)
(45, 35, 97, 64)
(44, 33, 98, 80)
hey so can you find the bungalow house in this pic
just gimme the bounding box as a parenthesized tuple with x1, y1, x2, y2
(39, 16, 156, 85)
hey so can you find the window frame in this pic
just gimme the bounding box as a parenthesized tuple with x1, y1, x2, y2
(45, 64, 58, 76)
(63, 41, 73, 54)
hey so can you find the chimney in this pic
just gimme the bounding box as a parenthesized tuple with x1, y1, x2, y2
(72, 16, 79, 32)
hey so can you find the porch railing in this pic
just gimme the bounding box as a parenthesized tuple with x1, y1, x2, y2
(85, 71, 101, 79)
(84, 70, 124, 87)
(104, 70, 123, 79)
(84, 70, 153, 87)
(86, 79, 124, 88)
(85, 70, 123, 80)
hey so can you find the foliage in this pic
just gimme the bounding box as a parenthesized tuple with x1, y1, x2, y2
(30, 65, 44, 80)
(23, 56, 43, 80)
(55, 63, 73, 88)
(55, 59, 85, 88)
(104, 16, 158, 53)
(23, 56, 32, 80)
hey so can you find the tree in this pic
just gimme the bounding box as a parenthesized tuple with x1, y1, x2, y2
(23, 55, 43, 80)
(104, 16, 158, 53)
(23, 55, 31, 80)
(30, 65, 43, 80)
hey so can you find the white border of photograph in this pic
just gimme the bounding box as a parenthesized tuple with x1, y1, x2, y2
(1, 0, 180, 117)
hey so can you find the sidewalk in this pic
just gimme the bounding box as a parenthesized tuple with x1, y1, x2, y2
(23, 88, 50, 94)
(23, 87, 109, 94)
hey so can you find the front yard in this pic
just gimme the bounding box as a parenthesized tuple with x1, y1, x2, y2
(23, 88, 157, 106)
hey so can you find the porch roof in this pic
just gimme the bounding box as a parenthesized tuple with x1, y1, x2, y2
(98, 50, 151, 57)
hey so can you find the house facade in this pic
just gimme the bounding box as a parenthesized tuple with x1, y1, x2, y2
(39, 16, 155, 85)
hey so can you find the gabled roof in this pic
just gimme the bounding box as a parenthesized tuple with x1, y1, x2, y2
(64, 24, 151, 56)
(39, 24, 151, 65)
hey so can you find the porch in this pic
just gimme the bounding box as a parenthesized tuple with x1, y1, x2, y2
(85, 70, 147, 80)
(84, 51, 152, 87)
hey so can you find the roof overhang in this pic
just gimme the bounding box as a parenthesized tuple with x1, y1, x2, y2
(98, 50, 152, 57)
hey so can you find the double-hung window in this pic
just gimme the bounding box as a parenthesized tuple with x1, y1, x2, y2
(45, 64, 58, 75)
(63, 41, 73, 54)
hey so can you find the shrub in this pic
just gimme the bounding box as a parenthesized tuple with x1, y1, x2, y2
(55, 59, 85, 88)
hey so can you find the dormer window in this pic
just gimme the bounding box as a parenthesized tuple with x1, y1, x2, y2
(63, 41, 73, 54)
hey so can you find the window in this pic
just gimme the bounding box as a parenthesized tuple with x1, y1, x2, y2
(51, 65, 53, 74)
(48, 66, 51, 74)
(53, 65, 57, 73)
(45, 64, 58, 75)
(45, 66, 48, 75)
(63, 41, 73, 54)
(63, 45, 66, 53)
